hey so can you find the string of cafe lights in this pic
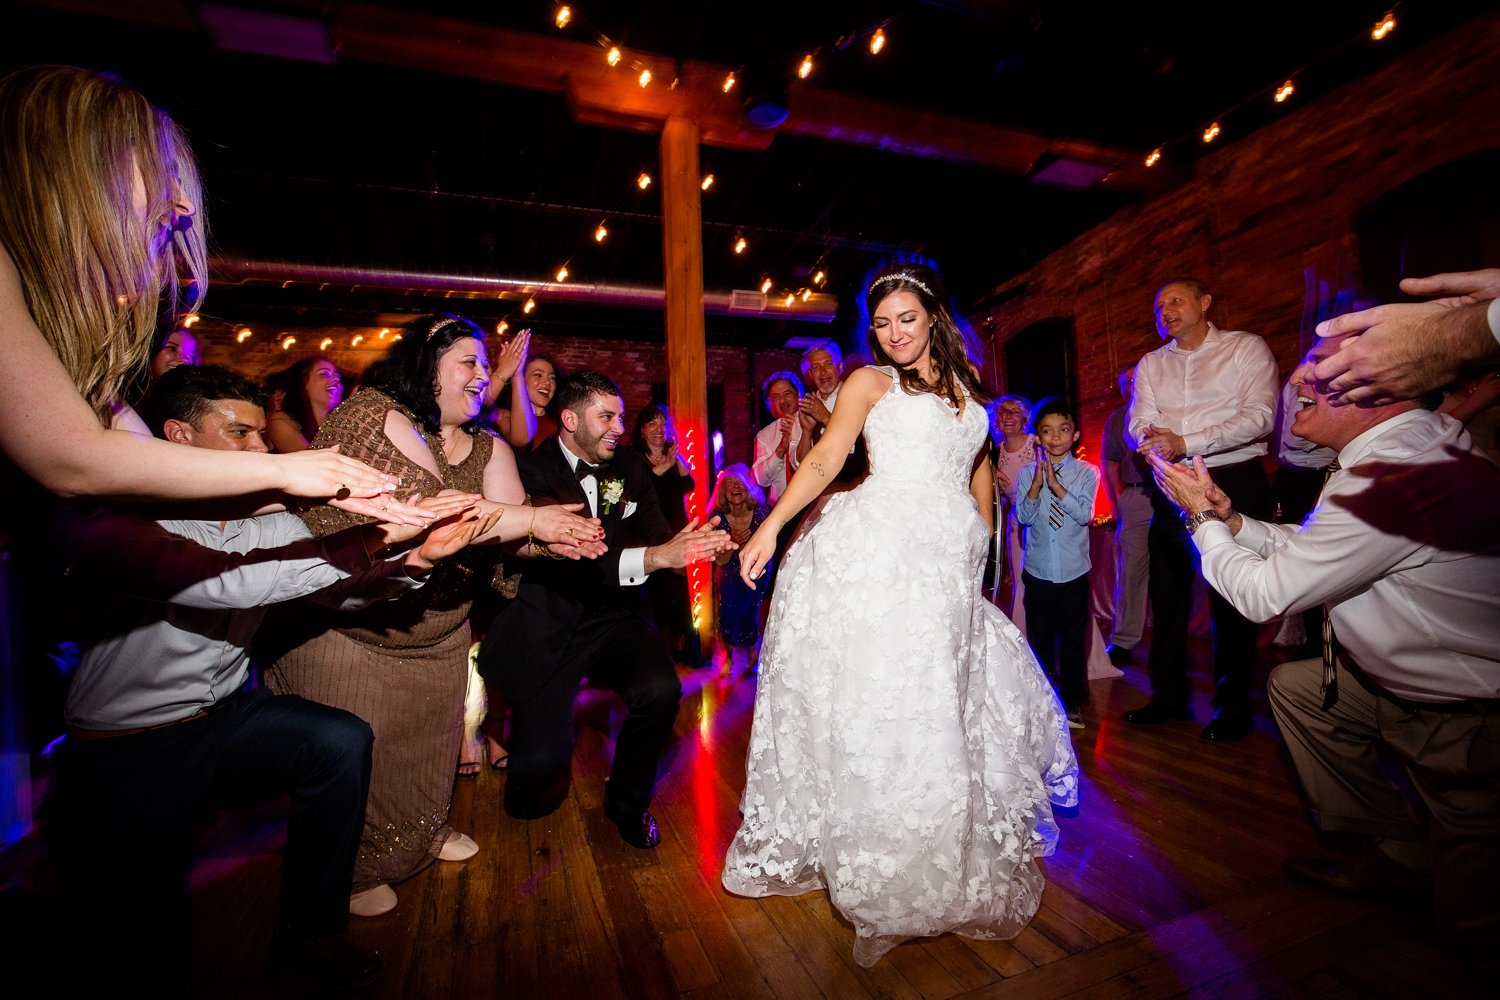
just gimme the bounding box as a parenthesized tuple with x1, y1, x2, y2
(1141, 8, 1404, 169)
(550, 3, 886, 305)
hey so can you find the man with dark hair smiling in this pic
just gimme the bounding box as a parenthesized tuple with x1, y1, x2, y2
(55, 364, 495, 990)
(1150, 335, 1500, 970)
(479, 371, 733, 848)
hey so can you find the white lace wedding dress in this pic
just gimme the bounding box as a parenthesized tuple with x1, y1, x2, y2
(721, 367, 1080, 967)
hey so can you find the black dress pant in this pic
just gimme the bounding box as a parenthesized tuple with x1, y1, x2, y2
(1145, 458, 1274, 719)
(498, 610, 682, 822)
(1022, 570, 1091, 710)
(52, 687, 372, 989)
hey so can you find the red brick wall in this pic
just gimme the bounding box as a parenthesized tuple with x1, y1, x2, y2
(968, 11, 1500, 491)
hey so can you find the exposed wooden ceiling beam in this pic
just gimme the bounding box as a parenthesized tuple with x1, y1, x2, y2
(23, 0, 1168, 189)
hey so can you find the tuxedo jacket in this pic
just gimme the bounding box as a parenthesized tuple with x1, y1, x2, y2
(483, 440, 676, 699)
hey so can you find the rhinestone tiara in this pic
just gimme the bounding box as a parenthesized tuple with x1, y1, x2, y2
(870, 270, 934, 299)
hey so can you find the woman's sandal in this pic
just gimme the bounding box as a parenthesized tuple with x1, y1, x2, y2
(458, 720, 484, 778)
(481, 714, 509, 771)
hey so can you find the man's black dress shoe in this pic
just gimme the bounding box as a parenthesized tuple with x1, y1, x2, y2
(1106, 644, 1133, 666)
(278, 932, 385, 990)
(1120, 701, 1191, 724)
(607, 807, 661, 849)
(1284, 852, 1429, 899)
(1199, 714, 1253, 741)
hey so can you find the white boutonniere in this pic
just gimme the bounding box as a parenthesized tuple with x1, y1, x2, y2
(600, 478, 625, 514)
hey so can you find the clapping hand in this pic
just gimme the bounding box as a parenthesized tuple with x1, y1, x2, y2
(1148, 454, 1229, 518)
(798, 394, 832, 426)
(1024, 445, 1048, 499)
(492, 328, 531, 384)
(993, 459, 1013, 496)
(1136, 425, 1186, 462)
(774, 416, 794, 456)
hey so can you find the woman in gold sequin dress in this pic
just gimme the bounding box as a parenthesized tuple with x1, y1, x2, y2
(264, 315, 603, 917)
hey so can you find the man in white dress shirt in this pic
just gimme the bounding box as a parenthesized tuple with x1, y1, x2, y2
(1150, 335, 1500, 968)
(1124, 279, 1280, 740)
(751, 370, 804, 505)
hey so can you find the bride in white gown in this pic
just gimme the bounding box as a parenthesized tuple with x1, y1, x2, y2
(722, 263, 1079, 967)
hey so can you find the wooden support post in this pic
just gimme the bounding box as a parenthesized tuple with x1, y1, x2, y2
(659, 116, 714, 658)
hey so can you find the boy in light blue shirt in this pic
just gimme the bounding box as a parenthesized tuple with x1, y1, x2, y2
(1016, 396, 1099, 729)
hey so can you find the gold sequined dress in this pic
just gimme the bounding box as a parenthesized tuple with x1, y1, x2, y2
(264, 388, 508, 891)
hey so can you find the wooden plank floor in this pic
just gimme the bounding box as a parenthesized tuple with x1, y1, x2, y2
(4, 637, 1490, 998)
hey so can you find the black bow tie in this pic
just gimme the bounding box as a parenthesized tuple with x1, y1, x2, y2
(575, 460, 609, 482)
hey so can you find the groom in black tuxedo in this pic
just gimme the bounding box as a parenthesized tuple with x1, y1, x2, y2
(478, 371, 733, 848)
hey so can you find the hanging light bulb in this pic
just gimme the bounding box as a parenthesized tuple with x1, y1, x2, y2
(181, 314, 200, 328)
(1372, 12, 1396, 40)
(496, 321, 509, 336)
(606, 46, 622, 67)
(1202, 122, 1221, 143)
(377, 328, 391, 340)
(1145, 147, 1162, 167)
(280, 335, 296, 350)
(523, 298, 536, 314)
(319, 338, 333, 350)
(555, 265, 569, 283)
(783, 293, 795, 307)
(800, 288, 812, 302)
(722, 71, 736, 93)
(351, 335, 364, 347)
(554, 6, 571, 29)
(760, 277, 773, 294)
(236, 328, 253, 343)
(1274, 80, 1295, 103)
(700, 173, 715, 191)
(733, 235, 748, 254)
(798, 54, 814, 79)
(594, 222, 609, 243)
(638, 68, 652, 88)
(869, 28, 886, 55)
(812, 269, 826, 286)
(636, 171, 652, 190)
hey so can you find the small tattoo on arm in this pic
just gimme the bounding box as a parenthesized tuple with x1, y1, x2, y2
(810, 461, 826, 478)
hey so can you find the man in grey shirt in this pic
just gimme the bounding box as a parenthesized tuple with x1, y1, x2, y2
(53, 365, 493, 991)
(1101, 364, 1152, 663)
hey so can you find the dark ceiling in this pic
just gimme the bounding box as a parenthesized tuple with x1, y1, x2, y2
(5, 0, 1489, 350)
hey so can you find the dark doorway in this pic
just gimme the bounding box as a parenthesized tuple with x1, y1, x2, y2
(1357, 150, 1500, 303)
(1003, 318, 1077, 422)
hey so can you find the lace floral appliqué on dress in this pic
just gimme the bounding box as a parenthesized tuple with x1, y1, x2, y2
(721, 367, 1079, 967)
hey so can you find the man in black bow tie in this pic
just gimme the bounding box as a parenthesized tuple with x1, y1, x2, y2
(478, 371, 734, 848)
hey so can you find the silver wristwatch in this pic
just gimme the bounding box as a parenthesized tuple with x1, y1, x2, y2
(1182, 509, 1223, 533)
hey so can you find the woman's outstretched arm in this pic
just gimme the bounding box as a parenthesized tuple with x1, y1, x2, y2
(0, 247, 395, 501)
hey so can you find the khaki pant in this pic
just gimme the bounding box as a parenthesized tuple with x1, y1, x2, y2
(1268, 657, 1500, 958)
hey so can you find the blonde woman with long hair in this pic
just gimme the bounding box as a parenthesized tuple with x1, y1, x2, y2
(0, 65, 397, 504)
